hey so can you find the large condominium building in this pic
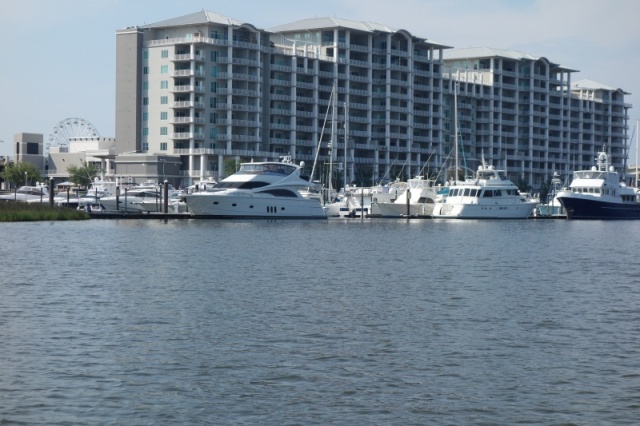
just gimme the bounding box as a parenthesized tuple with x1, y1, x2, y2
(115, 10, 631, 190)
(442, 48, 630, 187)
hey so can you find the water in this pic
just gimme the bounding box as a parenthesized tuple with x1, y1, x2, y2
(1, 218, 639, 425)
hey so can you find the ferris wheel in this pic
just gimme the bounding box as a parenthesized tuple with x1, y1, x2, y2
(47, 117, 99, 151)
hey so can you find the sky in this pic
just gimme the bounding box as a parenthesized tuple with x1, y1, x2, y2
(1, 0, 639, 161)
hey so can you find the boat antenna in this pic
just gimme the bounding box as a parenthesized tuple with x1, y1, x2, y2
(635, 119, 639, 186)
(419, 151, 435, 177)
(396, 158, 408, 181)
(377, 157, 398, 185)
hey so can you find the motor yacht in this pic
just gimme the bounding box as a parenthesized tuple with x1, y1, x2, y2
(432, 159, 537, 219)
(0, 184, 49, 203)
(184, 156, 326, 218)
(556, 148, 640, 219)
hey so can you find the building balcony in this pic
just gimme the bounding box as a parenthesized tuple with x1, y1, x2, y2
(171, 54, 205, 62)
(171, 85, 205, 93)
(172, 132, 205, 140)
(170, 117, 205, 124)
(171, 69, 205, 78)
(172, 101, 205, 109)
(232, 57, 261, 67)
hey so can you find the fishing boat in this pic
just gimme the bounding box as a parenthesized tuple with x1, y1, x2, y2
(535, 172, 566, 218)
(374, 176, 437, 218)
(556, 148, 640, 219)
(184, 156, 326, 219)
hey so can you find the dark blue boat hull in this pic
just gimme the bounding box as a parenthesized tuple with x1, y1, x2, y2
(558, 196, 640, 220)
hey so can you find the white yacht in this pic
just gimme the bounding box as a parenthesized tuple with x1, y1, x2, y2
(184, 156, 326, 219)
(375, 176, 437, 218)
(0, 184, 49, 203)
(432, 160, 537, 219)
(323, 191, 351, 218)
(76, 177, 119, 211)
(134, 184, 185, 213)
(97, 181, 178, 213)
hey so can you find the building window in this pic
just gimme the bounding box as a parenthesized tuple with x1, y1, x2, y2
(143, 66, 148, 75)
(160, 127, 168, 135)
(160, 80, 168, 89)
(26, 143, 39, 155)
(160, 65, 168, 74)
(143, 97, 148, 105)
(160, 111, 168, 120)
(160, 96, 168, 104)
(142, 128, 149, 136)
(142, 142, 148, 152)
(161, 49, 169, 58)
(160, 142, 168, 151)
(143, 112, 148, 121)
(143, 81, 148, 90)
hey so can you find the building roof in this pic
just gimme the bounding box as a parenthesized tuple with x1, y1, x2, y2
(444, 47, 539, 61)
(573, 79, 630, 94)
(269, 16, 398, 33)
(140, 10, 248, 29)
(269, 16, 451, 48)
(444, 47, 579, 72)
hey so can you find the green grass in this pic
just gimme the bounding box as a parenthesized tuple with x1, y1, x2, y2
(0, 202, 90, 222)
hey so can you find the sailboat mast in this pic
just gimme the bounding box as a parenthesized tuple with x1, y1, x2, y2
(454, 81, 459, 184)
(344, 101, 349, 191)
(329, 82, 337, 200)
(636, 119, 639, 186)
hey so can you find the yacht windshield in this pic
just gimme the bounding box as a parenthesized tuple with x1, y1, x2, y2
(238, 163, 296, 176)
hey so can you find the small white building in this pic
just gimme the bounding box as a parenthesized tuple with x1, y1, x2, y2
(48, 136, 116, 181)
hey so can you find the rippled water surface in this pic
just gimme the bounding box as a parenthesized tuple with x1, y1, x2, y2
(1, 218, 640, 424)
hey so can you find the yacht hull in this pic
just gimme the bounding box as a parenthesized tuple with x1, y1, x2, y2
(557, 196, 640, 219)
(185, 193, 326, 219)
(432, 202, 536, 219)
(376, 202, 434, 218)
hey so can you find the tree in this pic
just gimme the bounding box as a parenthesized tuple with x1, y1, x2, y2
(513, 177, 532, 194)
(67, 162, 98, 188)
(538, 178, 553, 204)
(3, 161, 42, 187)
(224, 157, 251, 177)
